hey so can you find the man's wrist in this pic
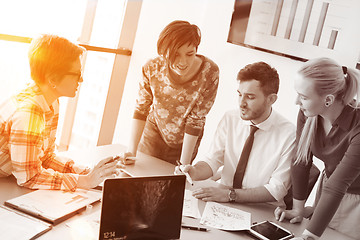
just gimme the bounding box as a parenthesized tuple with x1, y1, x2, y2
(228, 188, 236, 202)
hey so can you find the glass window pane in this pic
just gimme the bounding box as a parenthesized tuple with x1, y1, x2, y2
(0, 0, 87, 41)
(0, 41, 31, 102)
(89, 0, 126, 48)
(68, 51, 115, 150)
(1, 0, 129, 151)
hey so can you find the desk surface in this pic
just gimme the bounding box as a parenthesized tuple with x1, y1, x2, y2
(0, 144, 352, 240)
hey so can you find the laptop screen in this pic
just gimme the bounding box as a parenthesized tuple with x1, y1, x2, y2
(99, 175, 186, 240)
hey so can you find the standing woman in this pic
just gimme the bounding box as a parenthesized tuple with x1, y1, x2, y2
(0, 34, 118, 190)
(274, 57, 360, 239)
(123, 20, 219, 165)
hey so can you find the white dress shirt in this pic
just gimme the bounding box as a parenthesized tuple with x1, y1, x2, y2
(202, 109, 295, 202)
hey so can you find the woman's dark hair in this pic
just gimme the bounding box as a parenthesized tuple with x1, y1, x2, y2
(157, 20, 201, 65)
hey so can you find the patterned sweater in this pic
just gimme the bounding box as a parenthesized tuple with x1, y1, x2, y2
(134, 55, 219, 147)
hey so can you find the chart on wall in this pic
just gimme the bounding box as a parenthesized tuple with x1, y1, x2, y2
(228, 0, 360, 68)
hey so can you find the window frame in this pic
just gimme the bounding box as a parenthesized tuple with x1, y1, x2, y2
(0, 0, 142, 151)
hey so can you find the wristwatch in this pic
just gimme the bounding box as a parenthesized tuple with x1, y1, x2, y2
(301, 235, 315, 240)
(228, 188, 236, 203)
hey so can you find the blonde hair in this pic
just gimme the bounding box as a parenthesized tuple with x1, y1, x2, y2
(295, 58, 360, 165)
(28, 34, 85, 84)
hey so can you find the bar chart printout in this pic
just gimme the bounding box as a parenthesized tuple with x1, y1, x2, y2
(228, 0, 360, 68)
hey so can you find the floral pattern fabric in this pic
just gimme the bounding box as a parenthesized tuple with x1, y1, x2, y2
(133, 55, 219, 147)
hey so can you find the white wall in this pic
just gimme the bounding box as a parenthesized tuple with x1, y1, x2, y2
(113, 0, 303, 158)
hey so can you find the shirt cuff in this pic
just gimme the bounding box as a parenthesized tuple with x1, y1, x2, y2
(133, 111, 148, 121)
(200, 158, 221, 177)
(264, 183, 288, 202)
(185, 125, 202, 136)
(61, 173, 79, 191)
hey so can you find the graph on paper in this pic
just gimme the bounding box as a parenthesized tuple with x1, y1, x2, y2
(228, 0, 360, 67)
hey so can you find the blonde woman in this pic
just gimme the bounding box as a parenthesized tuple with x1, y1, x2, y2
(275, 57, 360, 240)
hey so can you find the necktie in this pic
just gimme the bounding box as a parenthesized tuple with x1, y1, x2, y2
(233, 125, 259, 188)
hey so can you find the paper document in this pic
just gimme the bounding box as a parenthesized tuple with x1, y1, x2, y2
(200, 202, 251, 231)
(182, 189, 201, 219)
(66, 209, 101, 240)
(0, 205, 52, 240)
(5, 189, 102, 225)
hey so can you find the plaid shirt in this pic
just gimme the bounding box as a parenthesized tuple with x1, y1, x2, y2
(0, 83, 85, 191)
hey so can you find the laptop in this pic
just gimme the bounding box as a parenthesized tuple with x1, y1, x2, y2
(99, 175, 186, 240)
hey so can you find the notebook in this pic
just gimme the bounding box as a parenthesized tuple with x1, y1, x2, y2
(4, 189, 102, 225)
(0, 205, 52, 239)
(99, 175, 186, 240)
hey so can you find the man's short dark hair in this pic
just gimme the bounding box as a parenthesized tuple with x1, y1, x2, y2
(237, 62, 279, 95)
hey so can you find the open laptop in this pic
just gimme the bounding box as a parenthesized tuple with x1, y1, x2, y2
(99, 175, 186, 240)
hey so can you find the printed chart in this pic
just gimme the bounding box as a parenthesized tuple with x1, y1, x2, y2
(228, 0, 360, 67)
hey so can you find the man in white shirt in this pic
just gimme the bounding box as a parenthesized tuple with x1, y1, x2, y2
(176, 62, 295, 205)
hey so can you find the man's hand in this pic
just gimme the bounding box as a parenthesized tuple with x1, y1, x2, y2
(192, 187, 230, 202)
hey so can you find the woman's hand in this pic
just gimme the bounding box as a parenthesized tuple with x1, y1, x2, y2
(174, 163, 195, 178)
(274, 206, 304, 223)
(77, 156, 119, 189)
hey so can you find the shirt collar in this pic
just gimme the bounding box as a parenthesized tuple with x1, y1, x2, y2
(243, 108, 276, 131)
(28, 83, 58, 113)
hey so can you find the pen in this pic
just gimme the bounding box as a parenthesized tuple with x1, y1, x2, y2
(176, 160, 194, 186)
(181, 225, 208, 232)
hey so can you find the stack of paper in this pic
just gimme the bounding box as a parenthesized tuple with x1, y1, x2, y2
(0, 205, 52, 239)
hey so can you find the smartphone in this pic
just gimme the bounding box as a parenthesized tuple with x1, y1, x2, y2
(248, 221, 293, 240)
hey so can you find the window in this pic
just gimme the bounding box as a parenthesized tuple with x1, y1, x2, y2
(0, 0, 87, 100)
(0, 0, 141, 151)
